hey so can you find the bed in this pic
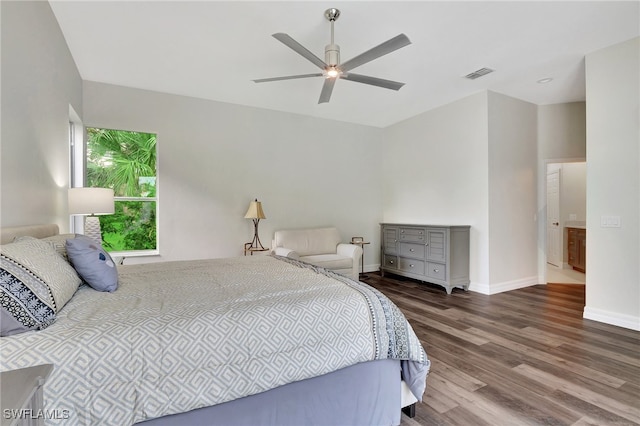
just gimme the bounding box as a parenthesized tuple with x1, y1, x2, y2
(0, 224, 429, 426)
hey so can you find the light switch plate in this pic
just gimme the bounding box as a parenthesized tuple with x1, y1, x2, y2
(601, 215, 621, 227)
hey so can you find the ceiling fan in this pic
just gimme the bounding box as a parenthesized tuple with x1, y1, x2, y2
(253, 8, 411, 104)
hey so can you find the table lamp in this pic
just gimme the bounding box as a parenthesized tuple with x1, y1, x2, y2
(68, 188, 115, 245)
(244, 199, 266, 250)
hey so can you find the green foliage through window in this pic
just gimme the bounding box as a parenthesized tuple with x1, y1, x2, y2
(86, 128, 157, 252)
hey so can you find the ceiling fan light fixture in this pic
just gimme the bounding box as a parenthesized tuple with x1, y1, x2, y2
(326, 67, 340, 78)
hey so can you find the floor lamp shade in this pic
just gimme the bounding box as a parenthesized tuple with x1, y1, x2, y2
(68, 188, 115, 244)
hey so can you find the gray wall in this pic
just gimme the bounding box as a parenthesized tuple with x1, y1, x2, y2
(560, 162, 587, 228)
(536, 102, 587, 281)
(382, 92, 490, 290)
(584, 37, 639, 330)
(82, 82, 384, 264)
(0, 1, 82, 229)
(487, 92, 538, 290)
(382, 91, 539, 294)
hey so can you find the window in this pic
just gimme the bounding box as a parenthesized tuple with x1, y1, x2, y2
(86, 128, 157, 254)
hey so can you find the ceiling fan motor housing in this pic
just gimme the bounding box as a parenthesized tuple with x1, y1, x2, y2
(325, 44, 340, 66)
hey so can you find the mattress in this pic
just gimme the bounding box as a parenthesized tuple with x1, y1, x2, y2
(1, 254, 429, 425)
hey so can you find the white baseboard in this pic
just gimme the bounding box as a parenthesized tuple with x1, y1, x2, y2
(470, 276, 538, 295)
(583, 306, 640, 331)
(363, 263, 380, 274)
(468, 282, 490, 294)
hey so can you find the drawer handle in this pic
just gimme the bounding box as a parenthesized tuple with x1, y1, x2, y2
(409, 248, 414, 252)
(433, 268, 439, 273)
(410, 264, 414, 268)
(401, 230, 404, 233)
(389, 260, 394, 264)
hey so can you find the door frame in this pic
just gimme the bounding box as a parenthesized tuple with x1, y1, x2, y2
(539, 157, 586, 284)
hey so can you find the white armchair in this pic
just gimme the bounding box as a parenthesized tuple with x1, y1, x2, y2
(272, 227, 362, 280)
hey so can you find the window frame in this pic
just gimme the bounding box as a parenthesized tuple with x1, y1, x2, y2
(78, 126, 160, 258)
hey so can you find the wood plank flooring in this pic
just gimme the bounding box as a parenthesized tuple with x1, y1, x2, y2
(360, 272, 640, 426)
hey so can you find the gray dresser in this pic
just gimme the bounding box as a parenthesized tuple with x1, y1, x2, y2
(380, 223, 470, 294)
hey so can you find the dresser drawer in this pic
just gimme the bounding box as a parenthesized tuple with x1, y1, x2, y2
(426, 262, 446, 281)
(399, 242, 425, 259)
(399, 258, 425, 274)
(383, 255, 398, 269)
(383, 227, 398, 254)
(399, 227, 426, 242)
(426, 230, 446, 262)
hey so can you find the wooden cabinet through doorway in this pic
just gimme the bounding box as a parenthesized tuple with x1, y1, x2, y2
(567, 227, 586, 273)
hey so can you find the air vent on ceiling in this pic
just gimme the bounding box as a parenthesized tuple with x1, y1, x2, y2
(464, 67, 494, 80)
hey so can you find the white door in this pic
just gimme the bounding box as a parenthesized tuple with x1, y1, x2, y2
(546, 168, 561, 267)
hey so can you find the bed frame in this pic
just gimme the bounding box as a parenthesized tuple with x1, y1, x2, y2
(0, 223, 61, 244)
(1, 224, 417, 425)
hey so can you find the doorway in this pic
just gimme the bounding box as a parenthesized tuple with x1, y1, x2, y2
(545, 161, 586, 284)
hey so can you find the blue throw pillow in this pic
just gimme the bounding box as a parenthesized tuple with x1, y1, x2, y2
(65, 235, 118, 292)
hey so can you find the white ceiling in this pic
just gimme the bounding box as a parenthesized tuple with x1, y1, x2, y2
(48, 1, 639, 128)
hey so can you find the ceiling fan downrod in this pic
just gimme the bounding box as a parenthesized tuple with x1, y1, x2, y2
(324, 8, 340, 68)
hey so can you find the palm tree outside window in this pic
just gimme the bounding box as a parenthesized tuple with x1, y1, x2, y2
(86, 128, 157, 253)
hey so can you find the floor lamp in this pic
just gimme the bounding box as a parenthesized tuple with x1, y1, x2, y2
(244, 199, 266, 250)
(68, 188, 115, 245)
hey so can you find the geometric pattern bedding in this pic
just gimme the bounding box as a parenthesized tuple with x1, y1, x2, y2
(0, 255, 429, 425)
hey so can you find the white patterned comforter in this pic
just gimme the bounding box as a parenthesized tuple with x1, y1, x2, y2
(1, 255, 428, 425)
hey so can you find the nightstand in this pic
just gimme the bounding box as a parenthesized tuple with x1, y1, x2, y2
(1, 364, 54, 426)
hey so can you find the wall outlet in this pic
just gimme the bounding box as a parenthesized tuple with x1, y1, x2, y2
(601, 215, 621, 228)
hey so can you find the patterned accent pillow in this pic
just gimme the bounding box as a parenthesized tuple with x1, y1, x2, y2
(66, 235, 118, 292)
(0, 269, 56, 336)
(0, 238, 82, 313)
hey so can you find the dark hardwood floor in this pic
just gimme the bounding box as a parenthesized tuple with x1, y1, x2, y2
(360, 272, 640, 426)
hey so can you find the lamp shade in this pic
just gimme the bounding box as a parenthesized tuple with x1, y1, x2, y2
(68, 188, 115, 215)
(244, 199, 266, 219)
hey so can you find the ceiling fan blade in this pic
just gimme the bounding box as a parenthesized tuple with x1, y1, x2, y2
(318, 78, 336, 104)
(341, 73, 405, 91)
(272, 33, 327, 70)
(253, 73, 323, 83)
(339, 34, 411, 72)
